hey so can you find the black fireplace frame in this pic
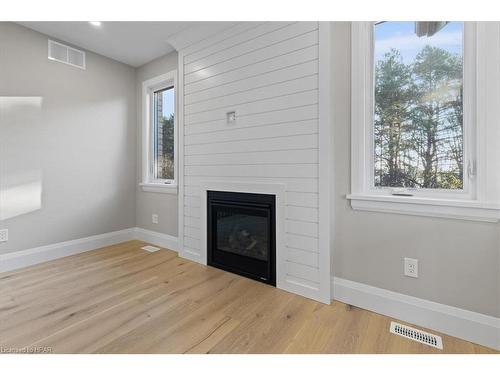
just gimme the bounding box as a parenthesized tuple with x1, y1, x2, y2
(207, 190, 276, 286)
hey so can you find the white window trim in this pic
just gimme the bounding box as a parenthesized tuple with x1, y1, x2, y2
(141, 70, 178, 195)
(348, 22, 500, 222)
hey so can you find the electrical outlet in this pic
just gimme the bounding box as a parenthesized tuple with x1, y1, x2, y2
(0, 229, 8, 243)
(226, 111, 236, 124)
(152, 214, 159, 224)
(404, 257, 418, 278)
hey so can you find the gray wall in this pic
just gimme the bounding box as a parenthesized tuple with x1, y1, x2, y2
(331, 22, 500, 318)
(0, 22, 137, 254)
(135, 52, 178, 236)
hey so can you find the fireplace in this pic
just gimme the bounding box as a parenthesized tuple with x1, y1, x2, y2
(207, 190, 276, 286)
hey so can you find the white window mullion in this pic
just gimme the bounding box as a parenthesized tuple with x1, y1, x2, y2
(351, 22, 373, 195)
(462, 22, 478, 200)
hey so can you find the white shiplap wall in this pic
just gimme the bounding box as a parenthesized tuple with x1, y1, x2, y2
(178, 22, 331, 302)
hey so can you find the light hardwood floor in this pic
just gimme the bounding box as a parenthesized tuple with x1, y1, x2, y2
(0, 240, 497, 354)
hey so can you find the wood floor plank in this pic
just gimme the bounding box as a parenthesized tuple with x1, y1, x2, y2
(96, 274, 246, 353)
(1, 244, 149, 297)
(0, 240, 497, 354)
(0, 241, 139, 286)
(0, 257, 191, 348)
(0, 250, 177, 322)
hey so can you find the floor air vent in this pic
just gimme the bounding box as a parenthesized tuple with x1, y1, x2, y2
(390, 321, 443, 349)
(141, 245, 161, 253)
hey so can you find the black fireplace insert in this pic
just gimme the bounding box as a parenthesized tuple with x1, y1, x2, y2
(207, 190, 276, 286)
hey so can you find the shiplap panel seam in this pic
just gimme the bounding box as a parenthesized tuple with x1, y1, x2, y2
(185, 75, 318, 115)
(184, 225, 200, 231)
(287, 246, 319, 255)
(285, 220, 319, 237)
(286, 274, 320, 288)
(184, 149, 318, 166)
(185, 22, 299, 72)
(185, 120, 318, 145)
(285, 261, 320, 283)
(185, 103, 319, 128)
(184, 165, 318, 179)
(286, 234, 319, 252)
(185, 88, 318, 123)
(185, 48, 318, 89)
(184, 233, 200, 241)
(184, 147, 318, 157)
(186, 108, 317, 136)
(185, 23, 318, 75)
(184, 162, 319, 167)
(184, 31, 318, 89)
(185, 49, 318, 100)
(284, 204, 319, 209)
(286, 204, 318, 209)
(184, 134, 319, 155)
(184, 176, 319, 181)
(287, 250, 319, 268)
(286, 259, 319, 270)
(185, 51, 318, 98)
(287, 259, 320, 270)
(185, 90, 318, 125)
(185, 182, 317, 194)
(182, 22, 264, 57)
(285, 218, 320, 224)
(185, 106, 318, 135)
(185, 22, 294, 64)
(285, 232, 319, 239)
(184, 22, 269, 63)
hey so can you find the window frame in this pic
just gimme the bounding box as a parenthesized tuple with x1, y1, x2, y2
(140, 70, 178, 194)
(348, 22, 500, 222)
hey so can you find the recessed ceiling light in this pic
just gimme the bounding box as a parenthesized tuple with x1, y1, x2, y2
(89, 21, 102, 27)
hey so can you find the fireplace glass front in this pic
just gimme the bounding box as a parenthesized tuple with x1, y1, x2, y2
(207, 191, 276, 286)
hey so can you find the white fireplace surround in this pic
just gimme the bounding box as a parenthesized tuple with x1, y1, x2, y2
(176, 23, 332, 304)
(197, 181, 286, 286)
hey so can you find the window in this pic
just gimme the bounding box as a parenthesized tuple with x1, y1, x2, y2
(349, 22, 500, 222)
(141, 71, 177, 194)
(374, 22, 465, 191)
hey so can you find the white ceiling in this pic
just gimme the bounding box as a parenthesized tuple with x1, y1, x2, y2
(17, 21, 235, 67)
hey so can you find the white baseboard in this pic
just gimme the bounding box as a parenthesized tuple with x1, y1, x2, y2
(0, 227, 178, 274)
(133, 227, 178, 252)
(0, 228, 136, 273)
(332, 277, 500, 351)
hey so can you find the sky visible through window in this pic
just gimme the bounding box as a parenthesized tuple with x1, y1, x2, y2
(375, 21, 463, 63)
(162, 86, 174, 118)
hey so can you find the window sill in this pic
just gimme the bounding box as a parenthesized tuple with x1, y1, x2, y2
(346, 194, 500, 222)
(140, 183, 178, 195)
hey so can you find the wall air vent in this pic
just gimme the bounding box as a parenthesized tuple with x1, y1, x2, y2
(48, 40, 86, 70)
(390, 321, 443, 349)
